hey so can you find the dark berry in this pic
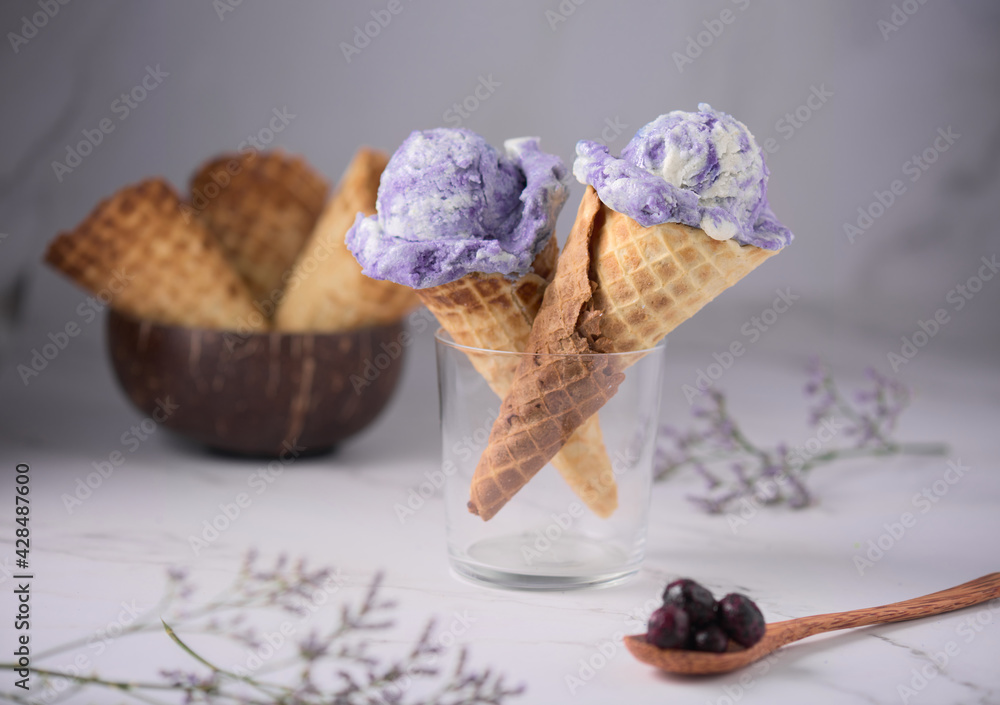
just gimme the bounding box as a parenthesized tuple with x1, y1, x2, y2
(692, 624, 730, 653)
(717, 593, 766, 647)
(662, 578, 717, 627)
(646, 604, 690, 649)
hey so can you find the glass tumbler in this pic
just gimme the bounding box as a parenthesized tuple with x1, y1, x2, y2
(435, 329, 665, 590)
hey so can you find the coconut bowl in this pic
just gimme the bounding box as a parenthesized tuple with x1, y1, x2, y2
(106, 309, 405, 456)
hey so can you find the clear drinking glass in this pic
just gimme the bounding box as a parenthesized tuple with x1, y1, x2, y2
(435, 329, 665, 590)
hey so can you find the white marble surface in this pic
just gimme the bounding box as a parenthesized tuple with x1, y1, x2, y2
(1, 316, 999, 705)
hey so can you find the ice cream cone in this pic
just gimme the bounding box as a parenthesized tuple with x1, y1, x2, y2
(419, 235, 618, 518)
(274, 148, 418, 332)
(45, 178, 264, 331)
(468, 187, 778, 520)
(190, 150, 329, 308)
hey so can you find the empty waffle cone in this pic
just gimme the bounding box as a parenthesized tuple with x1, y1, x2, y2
(189, 150, 329, 308)
(45, 178, 264, 331)
(468, 187, 778, 520)
(274, 148, 418, 332)
(419, 235, 618, 518)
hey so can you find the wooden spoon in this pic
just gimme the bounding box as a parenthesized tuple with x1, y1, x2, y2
(625, 572, 1000, 676)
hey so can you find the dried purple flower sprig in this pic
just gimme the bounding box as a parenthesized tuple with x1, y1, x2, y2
(655, 358, 947, 514)
(1, 551, 523, 705)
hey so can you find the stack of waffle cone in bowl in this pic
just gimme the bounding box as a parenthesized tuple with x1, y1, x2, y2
(345, 106, 792, 522)
(44, 148, 420, 455)
(46, 148, 418, 334)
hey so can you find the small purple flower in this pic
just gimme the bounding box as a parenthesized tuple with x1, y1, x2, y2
(688, 495, 726, 514)
(299, 631, 328, 661)
(693, 462, 722, 489)
(654, 357, 940, 515)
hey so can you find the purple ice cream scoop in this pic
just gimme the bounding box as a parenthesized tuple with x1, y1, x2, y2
(346, 128, 569, 289)
(573, 104, 792, 250)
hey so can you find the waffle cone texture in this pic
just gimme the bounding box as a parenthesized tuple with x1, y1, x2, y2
(275, 148, 419, 332)
(468, 187, 779, 520)
(45, 178, 264, 331)
(418, 236, 619, 518)
(189, 150, 330, 308)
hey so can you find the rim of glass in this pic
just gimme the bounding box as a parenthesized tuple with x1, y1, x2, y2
(434, 327, 666, 358)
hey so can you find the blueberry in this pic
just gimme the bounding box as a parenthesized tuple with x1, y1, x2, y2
(692, 624, 730, 653)
(646, 604, 690, 649)
(662, 578, 717, 627)
(717, 593, 766, 647)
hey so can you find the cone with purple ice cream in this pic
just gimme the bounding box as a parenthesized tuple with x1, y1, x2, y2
(468, 105, 795, 520)
(347, 129, 622, 517)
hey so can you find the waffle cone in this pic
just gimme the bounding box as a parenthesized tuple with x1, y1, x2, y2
(274, 148, 418, 332)
(190, 150, 329, 307)
(45, 178, 264, 331)
(419, 236, 618, 518)
(468, 187, 778, 520)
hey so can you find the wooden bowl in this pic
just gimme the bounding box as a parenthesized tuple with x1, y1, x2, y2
(106, 310, 405, 456)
